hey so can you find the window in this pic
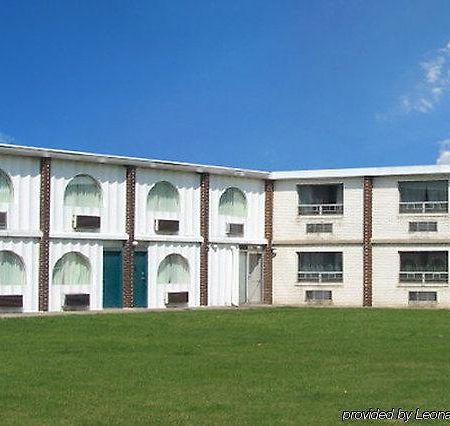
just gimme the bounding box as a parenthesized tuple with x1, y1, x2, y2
(408, 291, 437, 303)
(298, 252, 343, 283)
(306, 223, 333, 233)
(157, 254, 190, 284)
(409, 221, 437, 232)
(297, 184, 343, 215)
(64, 175, 102, 208)
(399, 180, 448, 214)
(147, 181, 179, 213)
(0, 251, 25, 286)
(53, 252, 91, 285)
(305, 290, 332, 302)
(0, 169, 13, 203)
(399, 251, 448, 284)
(219, 187, 247, 217)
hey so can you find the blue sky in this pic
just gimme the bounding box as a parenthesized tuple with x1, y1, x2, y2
(1, 1, 450, 170)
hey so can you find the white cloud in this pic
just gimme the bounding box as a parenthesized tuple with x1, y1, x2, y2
(436, 139, 450, 164)
(377, 40, 450, 118)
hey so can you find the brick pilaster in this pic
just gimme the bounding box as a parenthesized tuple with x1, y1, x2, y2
(263, 180, 274, 304)
(363, 176, 373, 307)
(38, 157, 51, 311)
(123, 166, 136, 308)
(200, 173, 210, 306)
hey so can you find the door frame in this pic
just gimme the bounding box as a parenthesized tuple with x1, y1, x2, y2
(239, 246, 264, 305)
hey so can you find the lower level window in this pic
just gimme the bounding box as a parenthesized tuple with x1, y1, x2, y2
(408, 291, 437, 303)
(298, 252, 343, 283)
(399, 251, 448, 284)
(305, 290, 332, 302)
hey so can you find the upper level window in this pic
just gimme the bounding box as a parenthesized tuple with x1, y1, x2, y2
(64, 175, 102, 208)
(399, 251, 448, 284)
(147, 181, 179, 213)
(399, 180, 448, 214)
(0, 251, 25, 286)
(157, 254, 190, 284)
(219, 187, 247, 217)
(53, 252, 91, 285)
(298, 252, 343, 283)
(0, 169, 13, 203)
(297, 184, 343, 215)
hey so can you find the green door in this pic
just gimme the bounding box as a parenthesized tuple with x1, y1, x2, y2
(134, 251, 148, 308)
(103, 251, 123, 308)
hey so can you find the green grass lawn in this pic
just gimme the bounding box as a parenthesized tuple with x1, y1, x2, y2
(1, 307, 450, 425)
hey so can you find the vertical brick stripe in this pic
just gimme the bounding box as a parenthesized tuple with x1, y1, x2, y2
(263, 180, 274, 304)
(200, 173, 210, 306)
(123, 166, 136, 308)
(38, 157, 51, 312)
(363, 176, 373, 307)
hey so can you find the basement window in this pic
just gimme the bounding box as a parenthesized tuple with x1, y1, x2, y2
(408, 291, 437, 304)
(297, 184, 343, 215)
(305, 290, 332, 303)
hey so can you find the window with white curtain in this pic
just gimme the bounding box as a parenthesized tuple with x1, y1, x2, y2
(157, 254, 190, 284)
(0, 169, 13, 203)
(53, 252, 91, 285)
(147, 181, 179, 213)
(64, 175, 102, 208)
(219, 187, 247, 217)
(0, 251, 25, 285)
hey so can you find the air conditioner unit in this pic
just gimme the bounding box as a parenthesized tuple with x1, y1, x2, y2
(226, 223, 244, 237)
(0, 295, 23, 313)
(154, 219, 179, 234)
(72, 215, 101, 230)
(0, 211, 6, 230)
(165, 292, 189, 307)
(63, 294, 90, 311)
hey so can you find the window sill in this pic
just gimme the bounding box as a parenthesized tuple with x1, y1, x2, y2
(398, 283, 448, 288)
(296, 282, 343, 287)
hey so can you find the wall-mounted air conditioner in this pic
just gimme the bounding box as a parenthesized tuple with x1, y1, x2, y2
(165, 292, 189, 307)
(63, 294, 90, 311)
(154, 219, 179, 234)
(226, 223, 244, 237)
(0, 212, 7, 230)
(72, 215, 101, 230)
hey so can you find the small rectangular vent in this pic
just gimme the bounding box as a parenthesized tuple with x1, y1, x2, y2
(166, 292, 189, 307)
(72, 215, 101, 230)
(226, 223, 244, 237)
(409, 221, 438, 232)
(408, 291, 437, 303)
(306, 223, 333, 233)
(63, 294, 90, 311)
(0, 295, 23, 312)
(305, 290, 332, 304)
(154, 219, 179, 234)
(0, 211, 6, 229)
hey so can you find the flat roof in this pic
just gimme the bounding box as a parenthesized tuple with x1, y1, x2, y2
(0, 143, 269, 179)
(1, 143, 449, 180)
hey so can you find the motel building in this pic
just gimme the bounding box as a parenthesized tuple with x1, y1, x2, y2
(1, 143, 450, 312)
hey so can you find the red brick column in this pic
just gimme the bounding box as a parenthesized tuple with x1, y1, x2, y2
(123, 166, 136, 308)
(200, 173, 210, 306)
(263, 180, 274, 304)
(38, 157, 51, 312)
(363, 176, 373, 307)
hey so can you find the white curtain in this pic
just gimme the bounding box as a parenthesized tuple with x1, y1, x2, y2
(64, 175, 102, 208)
(147, 181, 179, 213)
(0, 251, 25, 285)
(0, 170, 13, 203)
(157, 254, 189, 284)
(219, 187, 247, 217)
(53, 252, 91, 285)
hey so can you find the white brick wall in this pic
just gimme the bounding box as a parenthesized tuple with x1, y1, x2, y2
(372, 245, 450, 308)
(273, 245, 363, 306)
(273, 178, 364, 243)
